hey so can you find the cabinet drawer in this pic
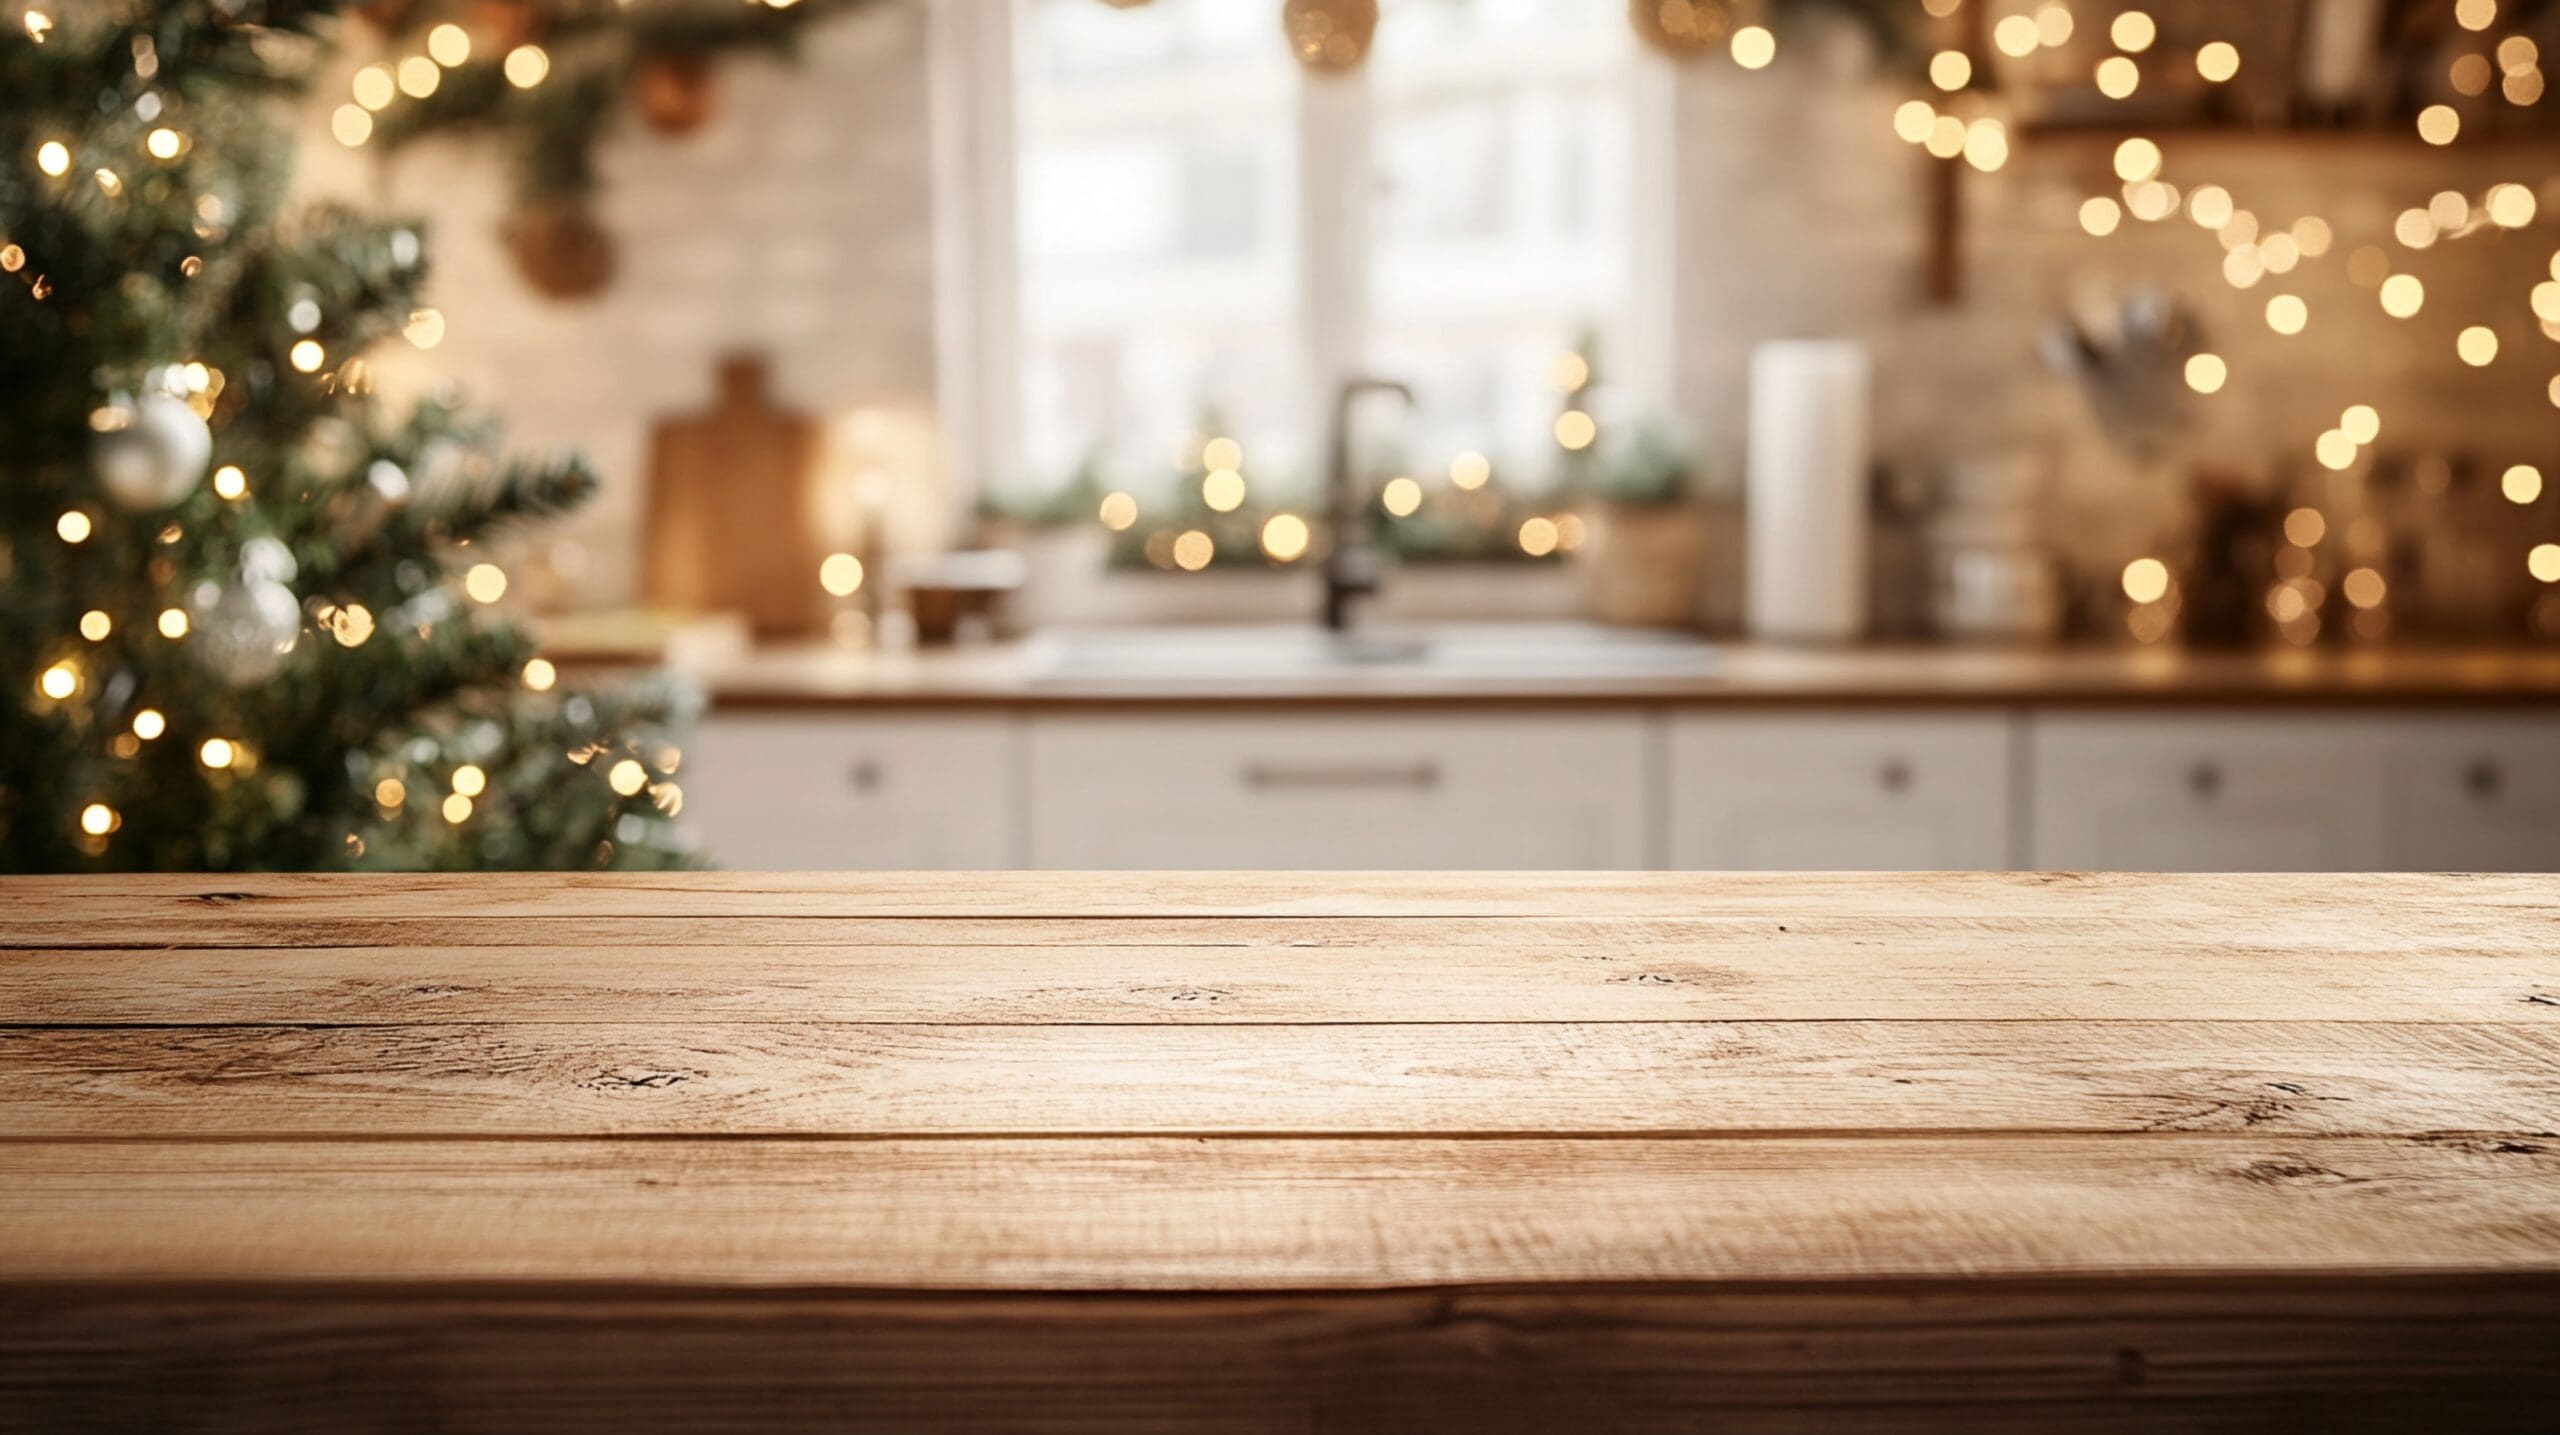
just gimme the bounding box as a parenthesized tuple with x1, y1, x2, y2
(2381, 714, 2560, 871)
(684, 715, 1019, 870)
(1666, 714, 2016, 870)
(1026, 714, 1649, 869)
(2029, 716, 2388, 871)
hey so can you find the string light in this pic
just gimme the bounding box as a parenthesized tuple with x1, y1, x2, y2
(212, 464, 247, 499)
(289, 338, 325, 372)
(38, 661, 79, 700)
(2457, 326, 2500, 366)
(331, 105, 372, 147)
(2504, 465, 2545, 504)
(607, 759, 648, 796)
(523, 657, 558, 691)
(1098, 491, 1138, 531)
(1201, 469, 1246, 511)
(1172, 530, 1214, 571)
(464, 563, 508, 603)
(442, 792, 473, 823)
(427, 23, 471, 66)
(2196, 42, 2239, 83)
(157, 608, 188, 639)
(55, 509, 90, 543)
(1260, 513, 1310, 562)
(819, 552, 864, 595)
(1201, 436, 1242, 471)
(1730, 26, 1775, 70)
(2183, 353, 2226, 394)
(80, 803, 118, 836)
(1449, 452, 1491, 490)
(1554, 410, 1597, 450)
(131, 709, 164, 740)
(504, 45, 550, 88)
(35, 140, 69, 176)
(1381, 476, 1422, 516)
(451, 764, 487, 798)
(79, 610, 111, 640)
(1518, 516, 1560, 557)
(198, 737, 236, 770)
(352, 64, 396, 110)
(2122, 558, 2171, 604)
(376, 777, 406, 808)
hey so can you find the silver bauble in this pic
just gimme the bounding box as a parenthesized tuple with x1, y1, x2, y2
(94, 394, 213, 509)
(192, 575, 303, 686)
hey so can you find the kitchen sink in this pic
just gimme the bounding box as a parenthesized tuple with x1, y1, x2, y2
(1023, 623, 1719, 684)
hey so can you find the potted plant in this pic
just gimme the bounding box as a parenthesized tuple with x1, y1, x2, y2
(1578, 419, 1711, 628)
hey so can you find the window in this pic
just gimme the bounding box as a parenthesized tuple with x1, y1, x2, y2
(943, 0, 1657, 505)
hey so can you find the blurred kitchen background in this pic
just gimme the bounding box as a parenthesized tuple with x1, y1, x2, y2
(307, 0, 2560, 872)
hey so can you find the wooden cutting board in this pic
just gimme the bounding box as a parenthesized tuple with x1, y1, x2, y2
(641, 354, 826, 637)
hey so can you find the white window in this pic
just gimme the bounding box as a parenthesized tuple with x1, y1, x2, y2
(933, 0, 1668, 507)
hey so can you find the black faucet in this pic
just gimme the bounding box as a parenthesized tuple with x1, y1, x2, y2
(1320, 376, 1414, 632)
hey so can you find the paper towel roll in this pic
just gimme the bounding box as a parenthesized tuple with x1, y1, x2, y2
(1747, 340, 1872, 641)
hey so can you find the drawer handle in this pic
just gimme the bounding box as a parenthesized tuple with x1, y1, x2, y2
(2464, 760, 2503, 800)
(2187, 762, 2223, 800)
(1240, 761, 1441, 792)
(848, 759, 884, 793)
(1878, 759, 1913, 795)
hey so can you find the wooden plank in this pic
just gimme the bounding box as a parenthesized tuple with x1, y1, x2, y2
(7, 939, 2555, 1025)
(7, 1021, 2554, 1140)
(10, 870, 2557, 929)
(9, 1279, 2559, 1434)
(6, 1135, 2556, 1289)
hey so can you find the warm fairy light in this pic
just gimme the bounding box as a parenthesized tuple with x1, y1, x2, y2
(1097, 491, 1138, 531)
(607, 759, 648, 796)
(131, 708, 164, 740)
(352, 64, 396, 110)
(2314, 430, 2359, 471)
(2284, 508, 2328, 547)
(1449, 451, 1491, 490)
(157, 607, 188, 639)
(79, 802, 118, 836)
(818, 552, 864, 596)
(2221, 245, 2265, 288)
(522, 657, 558, 691)
(328, 602, 374, 647)
(1202, 469, 1247, 512)
(2530, 543, 2560, 582)
(1260, 513, 1311, 562)
(199, 737, 236, 769)
(396, 55, 441, 98)
(442, 792, 473, 823)
(1549, 352, 1590, 393)
(1993, 15, 2038, 56)
(38, 661, 79, 700)
(504, 44, 550, 88)
(1380, 476, 1423, 517)
(2378, 274, 2425, 318)
(2534, 281, 2560, 323)
(2504, 465, 2545, 504)
(1200, 436, 1242, 471)
(144, 127, 182, 160)
(1518, 516, 1560, 557)
(2109, 10, 2156, 52)
(2457, 326, 2500, 366)
(2456, 0, 2497, 29)
(405, 308, 446, 349)
(2079, 197, 2123, 237)
(2183, 353, 2227, 394)
(2121, 557, 2171, 604)
(451, 763, 487, 798)
(2258, 232, 2300, 273)
(2416, 104, 2460, 144)
(2034, 1, 2073, 46)
(2112, 137, 2161, 183)
(427, 22, 471, 66)
(2264, 294, 2308, 335)
(79, 609, 111, 641)
(2124, 180, 2175, 222)
(2487, 183, 2537, 228)
(370, 777, 405, 810)
(2394, 208, 2437, 250)
(1892, 100, 1936, 144)
(23, 9, 51, 41)
(2341, 404, 2381, 445)
(1963, 118, 2008, 172)
(2430, 190, 2471, 230)
(1729, 25, 1775, 69)
(1172, 529, 1214, 571)
(1928, 50, 1971, 91)
(55, 509, 90, 543)
(2196, 41, 2239, 83)
(2095, 56, 2140, 98)
(2342, 567, 2387, 610)
(2187, 185, 2233, 228)
(35, 140, 69, 176)
(331, 104, 372, 147)
(1923, 114, 1965, 158)
(1554, 410, 1597, 450)
(289, 338, 326, 372)
(464, 563, 508, 603)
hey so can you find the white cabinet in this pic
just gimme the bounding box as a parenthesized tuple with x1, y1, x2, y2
(1025, 713, 1650, 869)
(2029, 716, 2389, 871)
(1666, 714, 2017, 870)
(683, 715, 1020, 870)
(2380, 715, 2560, 871)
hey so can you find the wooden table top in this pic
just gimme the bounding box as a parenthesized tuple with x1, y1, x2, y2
(6, 871, 2559, 1431)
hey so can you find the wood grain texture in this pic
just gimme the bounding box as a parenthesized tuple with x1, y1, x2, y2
(3, 871, 2558, 1431)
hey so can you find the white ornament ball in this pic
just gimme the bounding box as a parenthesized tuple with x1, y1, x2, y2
(94, 393, 213, 509)
(192, 576, 303, 686)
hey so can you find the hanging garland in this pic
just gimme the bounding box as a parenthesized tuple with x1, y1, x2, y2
(344, 0, 873, 299)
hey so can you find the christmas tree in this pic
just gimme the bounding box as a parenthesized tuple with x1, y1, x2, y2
(1, 0, 692, 872)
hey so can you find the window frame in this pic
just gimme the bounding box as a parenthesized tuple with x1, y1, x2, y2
(929, 0, 1681, 516)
